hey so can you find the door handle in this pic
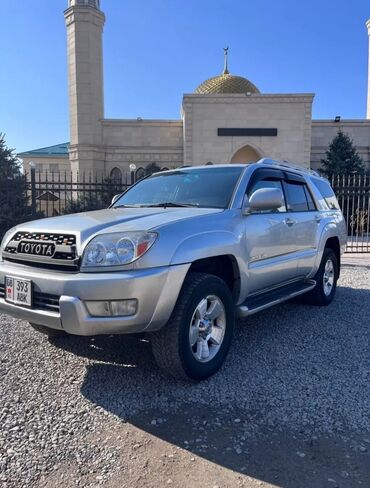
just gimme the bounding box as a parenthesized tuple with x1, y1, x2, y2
(284, 218, 297, 227)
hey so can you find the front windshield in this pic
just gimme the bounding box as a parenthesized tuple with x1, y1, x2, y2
(114, 167, 244, 209)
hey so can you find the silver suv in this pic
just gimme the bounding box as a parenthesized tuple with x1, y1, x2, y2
(0, 159, 347, 380)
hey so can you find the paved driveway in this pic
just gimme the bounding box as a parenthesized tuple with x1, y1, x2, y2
(0, 266, 369, 488)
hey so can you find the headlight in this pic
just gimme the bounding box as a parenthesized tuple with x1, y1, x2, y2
(0, 229, 15, 262)
(81, 231, 157, 268)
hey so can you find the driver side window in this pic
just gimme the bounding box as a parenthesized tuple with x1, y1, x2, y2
(247, 179, 287, 213)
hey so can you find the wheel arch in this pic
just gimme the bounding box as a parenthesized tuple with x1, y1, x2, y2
(187, 255, 241, 303)
(311, 224, 341, 278)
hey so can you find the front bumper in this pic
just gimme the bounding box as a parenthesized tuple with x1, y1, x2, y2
(0, 261, 190, 335)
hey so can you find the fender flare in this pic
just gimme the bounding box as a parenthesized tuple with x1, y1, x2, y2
(312, 222, 340, 275)
(170, 230, 241, 266)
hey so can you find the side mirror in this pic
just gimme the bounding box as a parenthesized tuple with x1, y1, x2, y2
(243, 187, 284, 214)
(111, 194, 121, 206)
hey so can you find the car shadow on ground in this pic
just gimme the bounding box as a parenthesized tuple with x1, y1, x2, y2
(52, 285, 370, 487)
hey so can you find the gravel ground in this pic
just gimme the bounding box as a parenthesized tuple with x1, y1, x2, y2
(0, 265, 369, 488)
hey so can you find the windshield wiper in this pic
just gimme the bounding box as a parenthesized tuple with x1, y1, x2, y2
(144, 202, 199, 208)
(114, 204, 142, 208)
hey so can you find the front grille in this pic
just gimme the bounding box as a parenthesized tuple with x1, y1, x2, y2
(3, 231, 78, 270)
(0, 282, 60, 313)
(33, 292, 60, 313)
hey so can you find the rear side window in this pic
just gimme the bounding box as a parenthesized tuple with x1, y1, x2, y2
(284, 182, 310, 212)
(311, 178, 340, 210)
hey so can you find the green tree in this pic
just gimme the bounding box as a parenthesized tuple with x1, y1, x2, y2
(320, 130, 365, 178)
(0, 133, 31, 240)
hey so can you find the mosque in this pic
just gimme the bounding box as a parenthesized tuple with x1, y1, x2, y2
(19, 0, 370, 181)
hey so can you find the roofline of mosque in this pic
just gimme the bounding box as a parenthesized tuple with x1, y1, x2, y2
(102, 118, 182, 126)
(312, 119, 370, 125)
(183, 93, 315, 98)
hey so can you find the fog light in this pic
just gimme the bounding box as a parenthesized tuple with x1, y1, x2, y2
(85, 301, 111, 317)
(110, 299, 137, 317)
(85, 299, 137, 317)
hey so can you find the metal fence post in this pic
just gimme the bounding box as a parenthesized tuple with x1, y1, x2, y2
(30, 164, 36, 217)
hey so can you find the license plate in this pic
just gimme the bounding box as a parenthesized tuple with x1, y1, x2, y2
(5, 277, 32, 308)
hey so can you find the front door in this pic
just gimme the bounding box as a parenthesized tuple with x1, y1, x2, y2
(244, 169, 300, 294)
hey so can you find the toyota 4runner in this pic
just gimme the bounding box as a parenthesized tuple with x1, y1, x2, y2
(0, 159, 347, 380)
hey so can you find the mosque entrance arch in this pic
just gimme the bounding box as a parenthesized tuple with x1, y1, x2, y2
(230, 145, 262, 164)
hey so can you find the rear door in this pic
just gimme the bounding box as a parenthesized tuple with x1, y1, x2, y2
(282, 173, 318, 276)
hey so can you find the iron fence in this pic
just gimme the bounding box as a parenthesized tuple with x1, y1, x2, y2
(331, 174, 370, 253)
(12, 170, 370, 254)
(28, 170, 131, 217)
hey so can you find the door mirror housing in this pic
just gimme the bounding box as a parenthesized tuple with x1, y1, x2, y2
(243, 187, 284, 214)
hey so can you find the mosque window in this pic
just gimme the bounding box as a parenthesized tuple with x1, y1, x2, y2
(110, 167, 122, 182)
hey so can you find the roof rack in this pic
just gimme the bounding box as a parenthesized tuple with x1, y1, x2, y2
(257, 158, 320, 177)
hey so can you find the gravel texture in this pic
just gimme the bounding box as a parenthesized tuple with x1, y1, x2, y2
(0, 265, 369, 487)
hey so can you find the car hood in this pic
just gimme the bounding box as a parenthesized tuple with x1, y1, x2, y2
(13, 207, 223, 247)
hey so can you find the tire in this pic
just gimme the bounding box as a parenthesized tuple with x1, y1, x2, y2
(304, 248, 339, 306)
(151, 272, 235, 381)
(29, 323, 67, 339)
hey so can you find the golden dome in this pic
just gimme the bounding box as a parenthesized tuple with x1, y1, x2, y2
(195, 47, 260, 95)
(195, 73, 260, 94)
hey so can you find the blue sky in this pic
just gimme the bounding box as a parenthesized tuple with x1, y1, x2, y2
(1, 0, 369, 153)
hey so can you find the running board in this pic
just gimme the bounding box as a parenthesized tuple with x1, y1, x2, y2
(236, 279, 316, 318)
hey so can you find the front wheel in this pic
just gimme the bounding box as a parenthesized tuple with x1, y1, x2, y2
(304, 248, 339, 306)
(151, 272, 235, 381)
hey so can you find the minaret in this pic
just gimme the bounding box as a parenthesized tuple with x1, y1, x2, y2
(64, 0, 105, 174)
(367, 20, 370, 118)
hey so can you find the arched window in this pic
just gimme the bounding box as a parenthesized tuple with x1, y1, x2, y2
(110, 167, 122, 183)
(135, 167, 145, 181)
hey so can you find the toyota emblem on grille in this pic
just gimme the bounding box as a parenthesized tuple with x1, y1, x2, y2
(18, 241, 56, 257)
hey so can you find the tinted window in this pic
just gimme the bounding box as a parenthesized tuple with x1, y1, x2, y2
(311, 178, 340, 210)
(248, 179, 286, 213)
(284, 182, 309, 212)
(114, 167, 243, 209)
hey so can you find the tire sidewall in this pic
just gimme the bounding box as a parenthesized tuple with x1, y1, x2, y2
(317, 249, 338, 305)
(178, 276, 235, 381)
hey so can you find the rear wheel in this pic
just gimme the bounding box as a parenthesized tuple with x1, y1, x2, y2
(151, 272, 235, 381)
(304, 248, 339, 306)
(29, 323, 67, 338)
